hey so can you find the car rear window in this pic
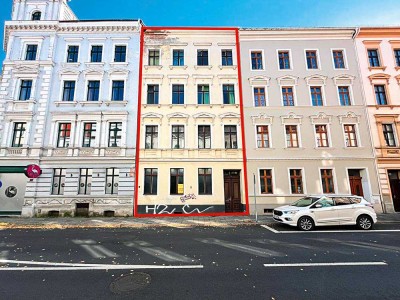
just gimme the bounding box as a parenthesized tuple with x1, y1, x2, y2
(333, 197, 352, 206)
(291, 197, 319, 207)
(350, 197, 362, 204)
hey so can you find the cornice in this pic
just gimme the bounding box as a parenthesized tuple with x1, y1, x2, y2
(240, 28, 356, 40)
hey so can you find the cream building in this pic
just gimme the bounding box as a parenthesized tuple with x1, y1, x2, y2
(136, 27, 248, 215)
(355, 27, 400, 213)
(240, 28, 381, 214)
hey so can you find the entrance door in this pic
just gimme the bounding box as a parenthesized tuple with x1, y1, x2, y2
(388, 170, 400, 212)
(348, 170, 364, 197)
(224, 170, 241, 213)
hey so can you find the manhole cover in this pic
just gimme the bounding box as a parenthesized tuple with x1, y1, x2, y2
(110, 272, 151, 294)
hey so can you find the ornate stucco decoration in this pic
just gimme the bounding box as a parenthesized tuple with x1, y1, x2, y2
(305, 74, 327, 86)
(310, 112, 333, 124)
(338, 111, 360, 124)
(141, 112, 163, 125)
(193, 112, 216, 124)
(248, 75, 270, 86)
(251, 113, 273, 125)
(166, 112, 190, 125)
(277, 75, 299, 86)
(219, 112, 241, 125)
(192, 75, 214, 85)
(332, 74, 355, 86)
(167, 74, 189, 85)
(281, 112, 303, 125)
(368, 73, 391, 84)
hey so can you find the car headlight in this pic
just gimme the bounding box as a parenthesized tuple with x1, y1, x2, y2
(284, 210, 299, 215)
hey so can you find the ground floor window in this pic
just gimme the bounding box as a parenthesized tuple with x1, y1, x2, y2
(198, 168, 212, 195)
(105, 168, 119, 195)
(259, 169, 273, 194)
(170, 168, 184, 195)
(52, 168, 66, 195)
(321, 169, 335, 193)
(144, 168, 158, 195)
(290, 169, 303, 194)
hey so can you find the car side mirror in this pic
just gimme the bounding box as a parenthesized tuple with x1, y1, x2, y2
(314, 203, 322, 208)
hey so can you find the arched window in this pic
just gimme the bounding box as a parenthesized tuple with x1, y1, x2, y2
(31, 11, 41, 21)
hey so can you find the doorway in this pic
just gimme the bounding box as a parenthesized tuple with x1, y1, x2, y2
(224, 170, 242, 213)
(348, 169, 364, 197)
(388, 170, 400, 212)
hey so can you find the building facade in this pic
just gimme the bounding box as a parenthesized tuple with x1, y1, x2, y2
(355, 28, 400, 213)
(135, 27, 248, 216)
(240, 28, 381, 214)
(0, 0, 140, 216)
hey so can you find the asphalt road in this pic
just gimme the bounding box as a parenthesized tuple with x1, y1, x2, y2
(1, 223, 400, 300)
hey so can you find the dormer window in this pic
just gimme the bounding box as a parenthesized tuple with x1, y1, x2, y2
(31, 11, 41, 21)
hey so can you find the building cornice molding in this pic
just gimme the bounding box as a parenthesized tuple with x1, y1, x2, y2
(240, 28, 356, 40)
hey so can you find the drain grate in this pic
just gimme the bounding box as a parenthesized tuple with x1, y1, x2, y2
(110, 272, 151, 294)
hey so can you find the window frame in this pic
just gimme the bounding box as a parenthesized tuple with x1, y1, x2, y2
(51, 168, 66, 195)
(18, 79, 33, 101)
(337, 85, 352, 106)
(171, 84, 185, 105)
(90, 45, 103, 63)
(108, 122, 122, 147)
(367, 49, 381, 68)
(148, 49, 160, 66)
(250, 50, 264, 70)
(198, 124, 211, 149)
(82, 122, 97, 148)
(224, 125, 238, 149)
(56, 122, 71, 148)
(285, 124, 300, 148)
(253, 86, 267, 107)
(25, 44, 38, 61)
(86, 80, 101, 101)
(111, 80, 125, 101)
(288, 168, 306, 195)
(62, 80, 76, 102)
(258, 168, 274, 194)
(277, 49, 292, 70)
(172, 49, 184, 66)
(31, 11, 42, 21)
(197, 49, 209, 66)
(331, 49, 347, 70)
(256, 125, 270, 148)
(147, 84, 159, 105)
(171, 124, 185, 149)
(382, 123, 397, 147)
(66, 45, 80, 63)
(304, 49, 320, 70)
(197, 84, 210, 105)
(222, 84, 235, 105)
(221, 49, 233, 66)
(394, 49, 400, 67)
(198, 168, 213, 195)
(144, 168, 158, 195)
(310, 86, 324, 106)
(374, 84, 388, 105)
(343, 124, 359, 148)
(319, 168, 336, 194)
(11, 122, 26, 148)
(145, 125, 159, 149)
(78, 168, 92, 195)
(314, 124, 330, 148)
(281, 86, 295, 106)
(113, 45, 127, 63)
(105, 168, 119, 195)
(169, 168, 184, 195)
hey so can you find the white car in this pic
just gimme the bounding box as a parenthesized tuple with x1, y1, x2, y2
(272, 195, 377, 231)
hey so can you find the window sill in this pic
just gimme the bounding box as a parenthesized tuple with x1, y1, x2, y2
(168, 65, 188, 70)
(218, 65, 237, 70)
(85, 62, 105, 67)
(343, 146, 364, 149)
(62, 62, 81, 68)
(54, 101, 78, 107)
(105, 100, 128, 106)
(368, 66, 386, 71)
(80, 101, 103, 107)
(284, 147, 305, 150)
(314, 147, 335, 150)
(194, 65, 213, 70)
(110, 62, 128, 67)
(256, 147, 274, 150)
(144, 65, 163, 70)
(220, 104, 240, 108)
(143, 104, 161, 108)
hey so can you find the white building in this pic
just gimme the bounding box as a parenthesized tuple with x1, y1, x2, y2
(0, 0, 141, 216)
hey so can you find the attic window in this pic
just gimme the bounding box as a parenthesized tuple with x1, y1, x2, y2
(31, 11, 41, 21)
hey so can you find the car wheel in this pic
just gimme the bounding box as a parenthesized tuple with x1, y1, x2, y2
(357, 215, 374, 230)
(297, 216, 315, 231)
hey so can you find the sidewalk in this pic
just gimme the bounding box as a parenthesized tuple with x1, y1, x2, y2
(0, 213, 399, 230)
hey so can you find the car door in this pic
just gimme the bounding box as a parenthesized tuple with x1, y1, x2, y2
(333, 197, 356, 225)
(309, 198, 339, 226)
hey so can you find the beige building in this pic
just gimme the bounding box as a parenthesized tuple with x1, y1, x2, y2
(240, 28, 381, 214)
(136, 27, 247, 215)
(355, 27, 400, 213)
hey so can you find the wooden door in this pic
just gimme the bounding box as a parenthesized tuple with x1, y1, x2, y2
(389, 179, 400, 212)
(349, 176, 364, 197)
(224, 170, 241, 212)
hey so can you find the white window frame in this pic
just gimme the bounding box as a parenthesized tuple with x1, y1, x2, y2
(331, 48, 349, 70)
(308, 85, 326, 107)
(304, 49, 321, 70)
(249, 49, 265, 71)
(65, 44, 81, 63)
(284, 124, 302, 148)
(168, 166, 186, 196)
(342, 123, 361, 148)
(276, 49, 293, 71)
(84, 79, 102, 102)
(144, 123, 160, 149)
(143, 167, 160, 196)
(196, 124, 213, 149)
(197, 167, 214, 196)
(109, 78, 127, 101)
(280, 85, 298, 107)
(88, 43, 105, 63)
(313, 123, 332, 148)
(336, 85, 354, 106)
(287, 167, 307, 195)
(251, 85, 268, 107)
(318, 167, 338, 194)
(170, 123, 187, 149)
(255, 124, 272, 149)
(258, 167, 275, 195)
(112, 43, 129, 63)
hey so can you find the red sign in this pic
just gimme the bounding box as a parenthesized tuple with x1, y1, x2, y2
(25, 164, 42, 179)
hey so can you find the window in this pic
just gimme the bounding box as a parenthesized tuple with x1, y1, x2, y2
(197, 50, 209, 66)
(144, 168, 158, 195)
(368, 49, 380, 67)
(31, 11, 41, 20)
(105, 168, 119, 195)
(198, 125, 211, 149)
(111, 81, 124, 101)
(78, 168, 92, 195)
(344, 124, 358, 147)
(332, 50, 345, 69)
(321, 169, 335, 193)
(251, 51, 263, 70)
(147, 85, 159, 104)
(170, 168, 184, 195)
(306, 51, 318, 69)
(222, 50, 233, 66)
(87, 81, 100, 101)
(310, 87, 323, 106)
(173, 50, 184, 66)
(19, 80, 32, 100)
(223, 84, 235, 104)
(315, 125, 329, 147)
(338, 86, 351, 106)
(11, 122, 26, 147)
(290, 169, 304, 194)
(172, 84, 184, 104)
(286, 125, 299, 148)
(259, 169, 273, 194)
(148, 50, 160, 66)
(282, 87, 294, 106)
(62, 81, 75, 101)
(171, 125, 184, 149)
(67, 46, 79, 63)
(25, 45, 37, 61)
(224, 125, 238, 149)
(145, 125, 158, 149)
(383, 124, 396, 147)
(52, 168, 66, 195)
(375, 85, 387, 105)
(198, 168, 212, 195)
(395, 49, 400, 67)
(256, 125, 270, 148)
(254, 87, 266, 106)
(114, 45, 126, 62)
(57, 123, 71, 148)
(278, 51, 290, 69)
(108, 122, 122, 147)
(82, 123, 96, 147)
(198, 85, 210, 104)
(90, 45, 103, 63)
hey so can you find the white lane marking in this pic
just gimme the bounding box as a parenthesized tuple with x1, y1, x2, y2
(260, 225, 280, 233)
(196, 238, 284, 257)
(264, 262, 387, 267)
(73, 240, 119, 259)
(125, 241, 193, 263)
(0, 251, 9, 265)
(280, 229, 400, 234)
(312, 238, 400, 253)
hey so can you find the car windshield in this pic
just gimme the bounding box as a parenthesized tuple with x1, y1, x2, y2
(290, 197, 319, 207)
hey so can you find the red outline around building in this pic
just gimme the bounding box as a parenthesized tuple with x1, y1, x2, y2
(134, 26, 249, 217)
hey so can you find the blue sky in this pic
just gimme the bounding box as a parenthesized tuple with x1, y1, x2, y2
(1, 0, 400, 64)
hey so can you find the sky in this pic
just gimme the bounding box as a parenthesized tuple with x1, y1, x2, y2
(0, 0, 400, 64)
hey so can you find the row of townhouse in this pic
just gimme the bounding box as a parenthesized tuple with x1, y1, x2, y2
(0, 0, 399, 217)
